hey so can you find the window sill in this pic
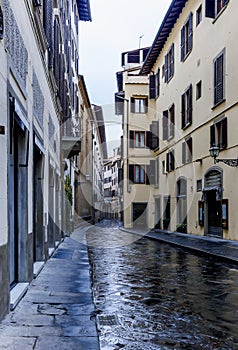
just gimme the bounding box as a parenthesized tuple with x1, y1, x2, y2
(212, 4, 228, 24)
(182, 122, 192, 130)
(182, 49, 192, 62)
(166, 75, 174, 84)
(212, 98, 226, 110)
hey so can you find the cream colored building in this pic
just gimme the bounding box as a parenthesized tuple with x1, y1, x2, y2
(117, 0, 238, 240)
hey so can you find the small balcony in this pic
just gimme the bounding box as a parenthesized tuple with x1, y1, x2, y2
(62, 117, 81, 159)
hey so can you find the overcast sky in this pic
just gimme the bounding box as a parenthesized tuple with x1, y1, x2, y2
(79, 0, 171, 106)
(79, 0, 172, 155)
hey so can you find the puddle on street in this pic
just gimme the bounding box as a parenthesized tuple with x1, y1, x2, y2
(87, 226, 238, 349)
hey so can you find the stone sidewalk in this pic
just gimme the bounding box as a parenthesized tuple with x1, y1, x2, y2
(120, 226, 238, 264)
(0, 227, 99, 350)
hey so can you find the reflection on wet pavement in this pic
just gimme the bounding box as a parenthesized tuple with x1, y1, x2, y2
(87, 223, 238, 350)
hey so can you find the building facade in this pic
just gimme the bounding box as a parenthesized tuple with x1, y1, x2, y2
(103, 147, 122, 220)
(117, 0, 238, 240)
(0, 0, 92, 322)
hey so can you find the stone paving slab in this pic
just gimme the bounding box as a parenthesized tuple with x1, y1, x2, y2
(0, 235, 99, 350)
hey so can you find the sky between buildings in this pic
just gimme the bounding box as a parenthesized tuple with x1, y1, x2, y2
(79, 0, 172, 155)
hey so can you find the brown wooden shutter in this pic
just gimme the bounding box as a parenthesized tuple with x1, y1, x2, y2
(171, 43, 174, 77)
(146, 130, 152, 150)
(182, 142, 186, 164)
(181, 93, 186, 129)
(188, 85, 193, 124)
(171, 150, 175, 170)
(130, 97, 135, 113)
(205, 0, 215, 18)
(166, 153, 169, 172)
(129, 165, 134, 183)
(164, 54, 168, 82)
(156, 69, 160, 97)
(149, 75, 156, 99)
(181, 26, 185, 61)
(150, 160, 156, 185)
(151, 121, 159, 150)
(210, 124, 216, 147)
(188, 13, 193, 52)
(222, 117, 227, 149)
(129, 130, 134, 148)
(163, 111, 168, 140)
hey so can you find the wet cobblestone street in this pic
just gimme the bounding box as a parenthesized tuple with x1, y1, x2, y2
(87, 222, 238, 350)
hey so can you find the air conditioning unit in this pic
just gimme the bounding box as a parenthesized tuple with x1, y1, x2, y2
(33, 0, 42, 7)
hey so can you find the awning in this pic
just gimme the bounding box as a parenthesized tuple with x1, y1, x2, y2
(203, 186, 220, 192)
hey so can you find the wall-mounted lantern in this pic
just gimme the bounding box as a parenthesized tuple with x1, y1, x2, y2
(209, 146, 238, 167)
(0, 7, 4, 40)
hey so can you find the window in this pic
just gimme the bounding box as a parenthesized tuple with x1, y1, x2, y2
(205, 0, 229, 19)
(181, 13, 193, 61)
(136, 165, 145, 184)
(196, 5, 202, 25)
(210, 117, 227, 150)
(182, 137, 193, 164)
(163, 104, 175, 140)
(164, 44, 174, 83)
(135, 131, 145, 148)
(181, 84, 193, 129)
(214, 50, 225, 106)
(197, 179, 202, 192)
(129, 163, 156, 185)
(196, 81, 202, 100)
(166, 150, 175, 172)
(156, 68, 160, 97)
(131, 97, 148, 114)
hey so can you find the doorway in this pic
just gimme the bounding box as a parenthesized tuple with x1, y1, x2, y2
(9, 97, 29, 286)
(33, 142, 44, 262)
(133, 203, 147, 227)
(204, 168, 223, 238)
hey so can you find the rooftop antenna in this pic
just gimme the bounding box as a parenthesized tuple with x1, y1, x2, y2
(139, 34, 144, 49)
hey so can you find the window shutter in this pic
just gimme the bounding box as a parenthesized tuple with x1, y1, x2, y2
(146, 130, 152, 150)
(129, 130, 134, 148)
(210, 124, 216, 147)
(151, 121, 159, 150)
(129, 165, 134, 183)
(164, 54, 168, 82)
(205, 0, 215, 18)
(156, 69, 160, 97)
(149, 75, 156, 99)
(171, 43, 175, 77)
(145, 97, 148, 114)
(222, 117, 227, 149)
(163, 111, 168, 140)
(149, 160, 156, 185)
(171, 150, 175, 170)
(130, 97, 135, 113)
(166, 153, 169, 173)
(181, 26, 185, 61)
(188, 85, 193, 124)
(182, 142, 186, 164)
(214, 54, 224, 105)
(118, 168, 123, 184)
(188, 13, 193, 52)
(170, 104, 175, 138)
(188, 137, 193, 162)
(181, 93, 186, 128)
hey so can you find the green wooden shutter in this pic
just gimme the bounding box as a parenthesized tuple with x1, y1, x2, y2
(181, 93, 186, 129)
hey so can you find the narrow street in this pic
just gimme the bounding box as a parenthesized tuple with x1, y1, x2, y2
(87, 221, 238, 350)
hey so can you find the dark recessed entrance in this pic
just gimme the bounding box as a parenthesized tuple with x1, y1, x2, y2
(133, 203, 147, 227)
